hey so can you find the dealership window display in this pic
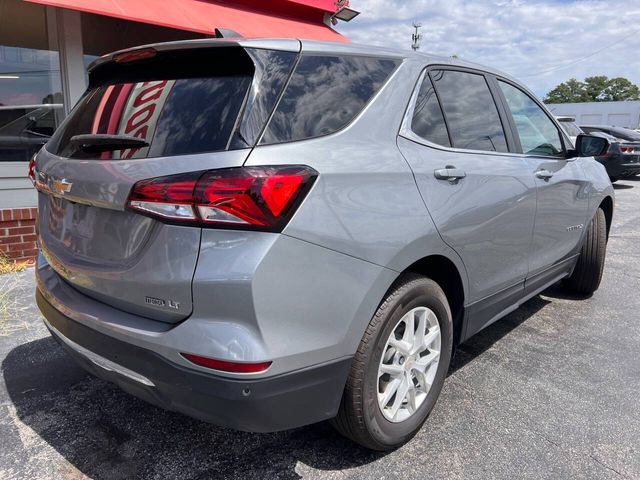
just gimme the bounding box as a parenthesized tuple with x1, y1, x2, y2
(0, 0, 63, 162)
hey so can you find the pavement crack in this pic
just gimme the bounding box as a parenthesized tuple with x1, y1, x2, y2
(588, 454, 627, 478)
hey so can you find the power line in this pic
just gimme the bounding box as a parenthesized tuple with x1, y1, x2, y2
(519, 26, 640, 78)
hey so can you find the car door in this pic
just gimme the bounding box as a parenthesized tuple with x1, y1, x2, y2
(494, 79, 589, 286)
(397, 67, 538, 337)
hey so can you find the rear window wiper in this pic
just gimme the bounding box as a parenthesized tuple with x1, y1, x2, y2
(69, 134, 149, 153)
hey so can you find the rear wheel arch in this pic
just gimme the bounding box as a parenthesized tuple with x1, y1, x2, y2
(401, 255, 466, 347)
(599, 196, 613, 239)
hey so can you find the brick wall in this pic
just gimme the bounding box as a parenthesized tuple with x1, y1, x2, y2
(0, 208, 38, 263)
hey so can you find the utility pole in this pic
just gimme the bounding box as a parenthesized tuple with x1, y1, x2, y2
(411, 22, 422, 51)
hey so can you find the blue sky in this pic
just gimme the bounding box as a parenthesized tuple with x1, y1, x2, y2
(335, 0, 640, 98)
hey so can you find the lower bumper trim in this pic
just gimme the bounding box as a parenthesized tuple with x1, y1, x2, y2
(44, 318, 155, 387)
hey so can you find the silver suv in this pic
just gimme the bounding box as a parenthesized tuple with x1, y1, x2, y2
(33, 39, 613, 450)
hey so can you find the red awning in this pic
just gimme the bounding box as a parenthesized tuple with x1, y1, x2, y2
(25, 0, 347, 42)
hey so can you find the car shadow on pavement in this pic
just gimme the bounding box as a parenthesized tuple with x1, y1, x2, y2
(613, 183, 633, 190)
(3, 292, 556, 480)
(449, 293, 551, 373)
(2, 336, 383, 479)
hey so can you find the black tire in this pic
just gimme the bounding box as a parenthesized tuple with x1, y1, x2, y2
(330, 274, 453, 450)
(564, 207, 607, 295)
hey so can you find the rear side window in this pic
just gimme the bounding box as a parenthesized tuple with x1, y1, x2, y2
(411, 74, 451, 147)
(46, 48, 296, 159)
(498, 81, 563, 157)
(430, 70, 508, 153)
(260, 55, 399, 145)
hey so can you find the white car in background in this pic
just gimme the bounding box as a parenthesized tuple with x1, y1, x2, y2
(555, 116, 583, 146)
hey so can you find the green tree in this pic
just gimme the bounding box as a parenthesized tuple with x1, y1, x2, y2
(544, 78, 588, 103)
(602, 77, 640, 101)
(544, 76, 640, 103)
(583, 76, 609, 101)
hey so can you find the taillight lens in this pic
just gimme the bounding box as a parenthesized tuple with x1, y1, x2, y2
(28, 155, 37, 186)
(619, 145, 637, 154)
(181, 353, 272, 373)
(127, 165, 317, 231)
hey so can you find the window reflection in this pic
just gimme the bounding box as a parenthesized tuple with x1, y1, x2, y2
(261, 55, 399, 144)
(0, 45, 63, 161)
(49, 76, 252, 159)
(411, 74, 451, 147)
(498, 81, 563, 157)
(431, 70, 508, 153)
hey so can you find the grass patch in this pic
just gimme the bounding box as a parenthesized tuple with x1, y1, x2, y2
(0, 252, 30, 333)
(0, 251, 27, 275)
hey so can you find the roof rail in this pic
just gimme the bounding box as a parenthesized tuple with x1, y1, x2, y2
(214, 28, 243, 38)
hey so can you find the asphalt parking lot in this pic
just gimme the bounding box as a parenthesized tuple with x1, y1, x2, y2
(1, 178, 639, 480)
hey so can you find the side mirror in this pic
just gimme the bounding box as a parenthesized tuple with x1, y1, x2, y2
(574, 134, 609, 157)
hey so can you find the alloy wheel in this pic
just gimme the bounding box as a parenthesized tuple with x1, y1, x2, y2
(377, 306, 441, 423)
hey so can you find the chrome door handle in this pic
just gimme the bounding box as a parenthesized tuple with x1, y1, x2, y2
(535, 169, 554, 180)
(434, 166, 466, 182)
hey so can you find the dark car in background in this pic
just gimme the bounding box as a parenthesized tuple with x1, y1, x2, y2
(0, 105, 63, 162)
(580, 125, 640, 181)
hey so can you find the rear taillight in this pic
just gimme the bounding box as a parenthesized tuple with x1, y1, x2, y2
(619, 145, 637, 154)
(181, 353, 272, 374)
(127, 165, 317, 231)
(28, 155, 37, 186)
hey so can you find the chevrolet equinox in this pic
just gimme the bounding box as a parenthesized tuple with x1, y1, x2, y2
(33, 38, 614, 450)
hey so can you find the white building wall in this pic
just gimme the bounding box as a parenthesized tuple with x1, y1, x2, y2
(545, 101, 640, 129)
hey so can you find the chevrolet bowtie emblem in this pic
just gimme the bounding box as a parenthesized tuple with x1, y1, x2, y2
(52, 178, 72, 195)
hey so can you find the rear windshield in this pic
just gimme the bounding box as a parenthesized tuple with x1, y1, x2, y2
(46, 48, 296, 159)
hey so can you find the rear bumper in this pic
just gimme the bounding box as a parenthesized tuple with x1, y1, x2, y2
(37, 288, 352, 432)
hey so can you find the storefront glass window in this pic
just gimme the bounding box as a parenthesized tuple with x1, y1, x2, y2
(0, 0, 63, 162)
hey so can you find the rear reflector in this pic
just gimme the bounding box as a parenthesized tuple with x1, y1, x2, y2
(127, 165, 316, 231)
(181, 353, 272, 373)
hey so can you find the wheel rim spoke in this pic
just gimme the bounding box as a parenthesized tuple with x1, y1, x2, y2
(379, 377, 401, 407)
(415, 350, 440, 371)
(413, 367, 432, 393)
(388, 376, 410, 419)
(388, 337, 412, 355)
(406, 382, 418, 414)
(422, 326, 440, 352)
(377, 306, 442, 423)
(379, 362, 404, 378)
(412, 309, 428, 354)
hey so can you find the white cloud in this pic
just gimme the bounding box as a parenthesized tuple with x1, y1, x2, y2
(335, 0, 640, 97)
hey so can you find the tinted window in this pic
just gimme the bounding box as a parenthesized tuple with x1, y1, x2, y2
(411, 74, 451, 147)
(229, 50, 298, 149)
(498, 81, 563, 157)
(260, 55, 399, 144)
(430, 70, 508, 152)
(47, 48, 295, 159)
